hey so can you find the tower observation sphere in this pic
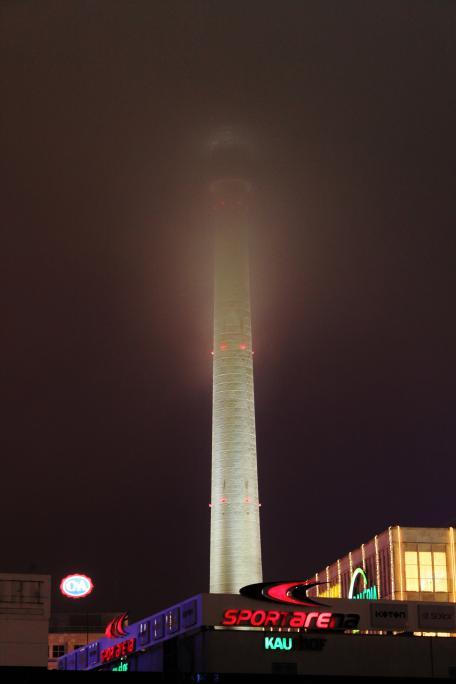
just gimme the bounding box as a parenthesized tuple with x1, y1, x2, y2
(208, 128, 263, 593)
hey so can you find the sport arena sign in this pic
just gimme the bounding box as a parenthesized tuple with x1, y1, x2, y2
(221, 608, 359, 630)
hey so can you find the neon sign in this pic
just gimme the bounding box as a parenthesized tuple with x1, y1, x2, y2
(221, 609, 359, 630)
(348, 568, 378, 600)
(60, 574, 94, 599)
(112, 660, 129, 672)
(100, 638, 136, 664)
(105, 613, 129, 638)
(264, 636, 293, 651)
(240, 581, 325, 606)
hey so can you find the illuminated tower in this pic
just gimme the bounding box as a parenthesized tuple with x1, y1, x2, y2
(209, 129, 263, 593)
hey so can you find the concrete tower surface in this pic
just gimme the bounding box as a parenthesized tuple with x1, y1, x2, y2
(209, 129, 263, 593)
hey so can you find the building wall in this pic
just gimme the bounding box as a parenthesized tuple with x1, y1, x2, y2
(309, 527, 456, 604)
(48, 612, 120, 670)
(0, 573, 50, 668)
(48, 631, 105, 670)
(98, 628, 456, 677)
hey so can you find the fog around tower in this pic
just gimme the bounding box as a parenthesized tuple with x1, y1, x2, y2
(1, 1, 454, 616)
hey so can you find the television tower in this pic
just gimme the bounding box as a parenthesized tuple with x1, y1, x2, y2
(208, 128, 263, 593)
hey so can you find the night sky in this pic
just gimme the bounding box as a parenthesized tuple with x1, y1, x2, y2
(1, 1, 455, 619)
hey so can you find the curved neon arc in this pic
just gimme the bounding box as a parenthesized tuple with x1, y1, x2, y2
(348, 567, 368, 599)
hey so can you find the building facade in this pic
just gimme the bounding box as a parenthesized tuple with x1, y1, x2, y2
(209, 134, 262, 593)
(57, 592, 456, 676)
(0, 573, 50, 669)
(48, 612, 119, 670)
(307, 526, 456, 604)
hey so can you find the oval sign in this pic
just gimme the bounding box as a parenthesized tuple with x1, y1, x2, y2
(60, 574, 94, 599)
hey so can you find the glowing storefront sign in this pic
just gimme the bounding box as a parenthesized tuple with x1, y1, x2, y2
(105, 612, 129, 638)
(101, 638, 136, 664)
(240, 581, 324, 606)
(112, 659, 129, 672)
(60, 574, 94, 599)
(221, 608, 359, 630)
(348, 568, 378, 600)
(264, 636, 293, 651)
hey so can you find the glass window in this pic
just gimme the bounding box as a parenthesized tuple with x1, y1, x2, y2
(405, 551, 419, 591)
(419, 552, 433, 592)
(52, 645, 65, 658)
(165, 608, 180, 635)
(138, 621, 150, 646)
(433, 551, 448, 592)
(11, 581, 23, 603)
(77, 648, 88, 670)
(153, 615, 164, 640)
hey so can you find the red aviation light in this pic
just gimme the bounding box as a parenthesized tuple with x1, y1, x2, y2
(219, 342, 228, 351)
(239, 343, 247, 350)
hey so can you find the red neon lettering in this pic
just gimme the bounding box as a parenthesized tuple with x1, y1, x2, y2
(280, 612, 290, 627)
(236, 609, 252, 625)
(304, 612, 320, 628)
(264, 611, 281, 626)
(316, 612, 332, 629)
(289, 611, 307, 628)
(220, 608, 337, 631)
(250, 610, 266, 626)
(221, 609, 238, 626)
(100, 638, 136, 664)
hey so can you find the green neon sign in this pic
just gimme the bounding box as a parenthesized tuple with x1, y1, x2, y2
(111, 660, 129, 672)
(348, 567, 378, 600)
(264, 636, 294, 651)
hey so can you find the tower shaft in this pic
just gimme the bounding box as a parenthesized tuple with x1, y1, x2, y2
(210, 179, 262, 593)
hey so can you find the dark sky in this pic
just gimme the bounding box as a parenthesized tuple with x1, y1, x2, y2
(1, 1, 455, 619)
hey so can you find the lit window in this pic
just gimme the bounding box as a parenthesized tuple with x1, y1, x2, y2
(419, 552, 433, 592)
(433, 552, 448, 592)
(405, 551, 419, 591)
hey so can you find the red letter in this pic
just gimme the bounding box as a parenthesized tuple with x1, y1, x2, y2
(264, 611, 281, 627)
(236, 609, 253, 625)
(221, 609, 238, 626)
(280, 612, 291, 627)
(304, 612, 320, 628)
(316, 612, 332, 629)
(289, 611, 306, 628)
(251, 610, 266, 626)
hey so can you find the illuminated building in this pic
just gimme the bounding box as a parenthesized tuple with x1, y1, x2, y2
(58, 592, 456, 675)
(306, 526, 456, 606)
(208, 129, 262, 593)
